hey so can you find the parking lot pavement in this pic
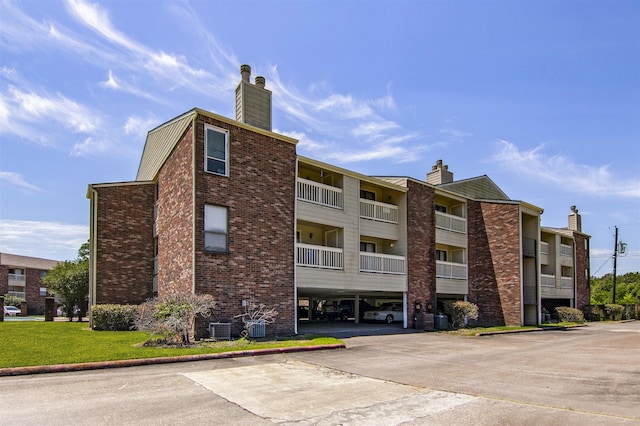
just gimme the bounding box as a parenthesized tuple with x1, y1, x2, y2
(1, 321, 638, 425)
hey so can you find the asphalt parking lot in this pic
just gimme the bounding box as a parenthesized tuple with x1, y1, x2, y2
(1, 321, 638, 425)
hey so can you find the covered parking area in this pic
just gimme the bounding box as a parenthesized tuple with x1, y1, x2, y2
(295, 289, 409, 336)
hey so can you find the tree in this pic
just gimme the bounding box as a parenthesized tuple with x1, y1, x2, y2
(42, 243, 89, 321)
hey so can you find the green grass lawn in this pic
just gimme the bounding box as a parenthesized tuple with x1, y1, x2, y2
(446, 323, 583, 336)
(0, 321, 342, 368)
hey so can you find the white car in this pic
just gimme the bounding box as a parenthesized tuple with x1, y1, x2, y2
(3, 306, 21, 316)
(363, 303, 403, 324)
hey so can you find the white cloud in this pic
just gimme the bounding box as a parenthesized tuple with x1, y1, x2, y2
(100, 70, 119, 89)
(492, 140, 640, 199)
(0, 171, 44, 192)
(124, 115, 158, 139)
(0, 220, 88, 261)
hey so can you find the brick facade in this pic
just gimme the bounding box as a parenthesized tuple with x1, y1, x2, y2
(468, 201, 522, 326)
(93, 183, 155, 305)
(0, 266, 7, 299)
(0, 261, 56, 315)
(574, 233, 591, 311)
(193, 115, 297, 337)
(157, 126, 194, 296)
(405, 180, 436, 326)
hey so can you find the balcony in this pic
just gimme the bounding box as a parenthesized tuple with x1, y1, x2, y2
(436, 261, 467, 279)
(296, 244, 343, 270)
(561, 277, 574, 288)
(560, 244, 572, 257)
(435, 211, 466, 233)
(360, 199, 398, 224)
(297, 178, 343, 209)
(541, 274, 555, 287)
(8, 273, 26, 282)
(360, 252, 405, 275)
(7, 291, 26, 299)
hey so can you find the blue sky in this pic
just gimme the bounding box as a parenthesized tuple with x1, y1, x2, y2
(0, 0, 638, 276)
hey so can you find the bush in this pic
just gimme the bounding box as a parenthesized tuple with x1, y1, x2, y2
(91, 304, 139, 331)
(444, 301, 479, 328)
(604, 304, 624, 320)
(135, 292, 216, 345)
(3, 294, 25, 307)
(555, 306, 585, 323)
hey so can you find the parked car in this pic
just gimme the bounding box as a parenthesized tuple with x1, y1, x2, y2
(3, 306, 21, 316)
(363, 303, 403, 323)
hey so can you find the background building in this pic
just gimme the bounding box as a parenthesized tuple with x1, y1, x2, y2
(0, 253, 59, 315)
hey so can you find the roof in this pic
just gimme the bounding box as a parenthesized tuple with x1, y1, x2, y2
(437, 175, 510, 201)
(0, 253, 61, 269)
(136, 108, 297, 181)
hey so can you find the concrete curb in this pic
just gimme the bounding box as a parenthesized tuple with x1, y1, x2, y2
(475, 324, 587, 336)
(0, 343, 346, 377)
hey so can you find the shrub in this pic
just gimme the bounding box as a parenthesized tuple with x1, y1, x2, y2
(604, 304, 624, 320)
(444, 301, 479, 328)
(135, 292, 216, 345)
(555, 306, 585, 323)
(91, 304, 139, 331)
(3, 294, 25, 307)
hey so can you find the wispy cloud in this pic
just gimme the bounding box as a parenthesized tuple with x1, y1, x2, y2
(0, 219, 88, 261)
(124, 115, 159, 139)
(0, 84, 101, 146)
(492, 140, 640, 198)
(0, 171, 44, 192)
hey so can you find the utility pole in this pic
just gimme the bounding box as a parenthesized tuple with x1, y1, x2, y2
(612, 226, 618, 304)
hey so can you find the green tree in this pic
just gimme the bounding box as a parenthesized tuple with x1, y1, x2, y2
(43, 243, 89, 321)
(590, 272, 640, 305)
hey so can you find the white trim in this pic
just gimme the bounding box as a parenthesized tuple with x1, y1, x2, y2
(204, 124, 229, 177)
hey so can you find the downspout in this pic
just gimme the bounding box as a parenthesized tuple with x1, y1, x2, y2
(87, 186, 98, 328)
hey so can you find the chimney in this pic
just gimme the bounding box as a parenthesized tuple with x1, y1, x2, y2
(568, 205, 582, 232)
(426, 160, 454, 185)
(235, 64, 272, 131)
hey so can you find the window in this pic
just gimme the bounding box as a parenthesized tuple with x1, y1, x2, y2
(360, 242, 376, 252)
(435, 204, 447, 213)
(360, 189, 376, 200)
(436, 249, 448, 262)
(205, 205, 228, 252)
(205, 126, 228, 176)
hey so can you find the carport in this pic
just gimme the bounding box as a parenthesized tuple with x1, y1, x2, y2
(295, 289, 408, 336)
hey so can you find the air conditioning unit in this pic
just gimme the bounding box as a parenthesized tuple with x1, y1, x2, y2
(208, 322, 231, 341)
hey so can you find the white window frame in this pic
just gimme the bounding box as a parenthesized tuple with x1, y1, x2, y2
(204, 125, 229, 176)
(204, 204, 228, 253)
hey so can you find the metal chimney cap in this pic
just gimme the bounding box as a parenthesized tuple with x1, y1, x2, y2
(240, 64, 251, 82)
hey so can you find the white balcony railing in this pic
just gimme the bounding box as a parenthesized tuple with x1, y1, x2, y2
(540, 242, 550, 255)
(8, 291, 26, 299)
(297, 178, 343, 209)
(560, 244, 573, 257)
(297, 244, 343, 270)
(360, 199, 398, 224)
(8, 273, 26, 282)
(561, 277, 574, 288)
(435, 211, 466, 233)
(541, 274, 555, 287)
(360, 252, 405, 274)
(436, 261, 467, 279)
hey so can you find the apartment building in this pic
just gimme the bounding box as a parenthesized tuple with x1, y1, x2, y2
(0, 253, 59, 315)
(87, 65, 590, 336)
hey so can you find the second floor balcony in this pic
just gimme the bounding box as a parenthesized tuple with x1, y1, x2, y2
(436, 260, 467, 280)
(296, 243, 343, 270)
(360, 252, 405, 274)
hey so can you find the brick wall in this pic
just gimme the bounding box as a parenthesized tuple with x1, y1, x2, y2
(468, 201, 522, 326)
(25, 268, 47, 314)
(193, 115, 297, 337)
(157, 126, 194, 296)
(0, 266, 7, 298)
(406, 180, 436, 325)
(574, 233, 590, 311)
(94, 183, 155, 305)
